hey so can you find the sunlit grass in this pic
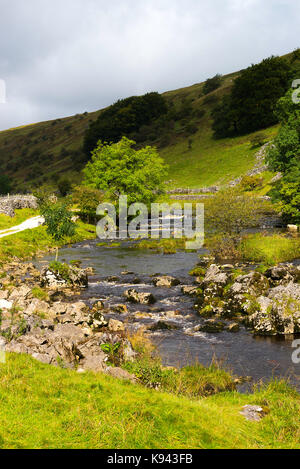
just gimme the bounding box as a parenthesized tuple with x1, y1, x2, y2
(0, 208, 38, 230)
(239, 233, 300, 264)
(0, 354, 299, 449)
(0, 220, 96, 263)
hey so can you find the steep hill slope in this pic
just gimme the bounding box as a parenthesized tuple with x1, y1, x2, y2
(0, 50, 298, 192)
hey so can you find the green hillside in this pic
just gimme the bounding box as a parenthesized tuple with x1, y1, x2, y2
(0, 50, 298, 192)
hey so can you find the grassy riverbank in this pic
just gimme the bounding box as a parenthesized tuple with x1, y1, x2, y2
(239, 233, 300, 265)
(0, 218, 96, 264)
(0, 354, 299, 449)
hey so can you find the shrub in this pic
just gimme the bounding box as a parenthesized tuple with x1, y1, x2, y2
(202, 74, 223, 95)
(72, 185, 104, 223)
(250, 133, 268, 148)
(58, 177, 72, 197)
(240, 175, 264, 191)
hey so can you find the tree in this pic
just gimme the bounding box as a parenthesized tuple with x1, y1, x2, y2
(203, 74, 222, 95)
(275, 165, 300, 224)
(83, 92, 168, 156)
(83, 137, 168, 206)
(205, 188, 271, 259)
(212, 56, 291, 138)
(72, 185, 104, 223)
(205, 188, 266, 237)
(39, 200, 76, 260)
(267, 90, 300, 223)
(0, 175, 12, 195)
(58, 177, 72, 197)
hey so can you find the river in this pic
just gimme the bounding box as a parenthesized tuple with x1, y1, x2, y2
(36, 238, 300, 392)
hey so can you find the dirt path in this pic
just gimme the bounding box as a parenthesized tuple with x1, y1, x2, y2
(0, 216, 44, 239)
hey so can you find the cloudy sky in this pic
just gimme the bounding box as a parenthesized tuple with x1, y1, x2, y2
(0, 0, 299, 130)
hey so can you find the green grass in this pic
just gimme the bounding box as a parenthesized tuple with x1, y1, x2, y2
(162, 125, 278, 189)
(0, 220, 96, 264)
(0, 354, 299, 449)
(239, 233, 300, 264)
(0, 209, 38, 230)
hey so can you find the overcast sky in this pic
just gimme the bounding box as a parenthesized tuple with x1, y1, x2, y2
(0, 0, 299, 130)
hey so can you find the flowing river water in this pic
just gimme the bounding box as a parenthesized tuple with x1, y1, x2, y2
(36, 238, 300, 392)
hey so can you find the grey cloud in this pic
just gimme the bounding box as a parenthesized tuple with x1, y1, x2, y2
(0, 0, 300, 130)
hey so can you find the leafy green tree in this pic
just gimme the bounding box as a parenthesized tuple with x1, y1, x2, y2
(212, 56, 291, 138)
(205, 188, 266, 238)
(40, 201, 76, 260)
(72, 185, 104, 223)
(205, 188, 273, 259)
(203, 74, 222, 95)
(83, 92, 168, 156)
(58, 177, 72, 197)
(275, 165, 300, 224)
(267, 90, 300, 223)
(83, 137, 168, 206)
(0, 175, 12, 195)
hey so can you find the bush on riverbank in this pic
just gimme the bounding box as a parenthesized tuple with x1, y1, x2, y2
(0, 353, 299, 449)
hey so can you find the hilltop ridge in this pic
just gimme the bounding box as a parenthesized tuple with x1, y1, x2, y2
(0, 50, 298, 192)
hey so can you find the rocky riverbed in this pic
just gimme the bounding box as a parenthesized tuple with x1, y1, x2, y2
(0, 240, 299, 391)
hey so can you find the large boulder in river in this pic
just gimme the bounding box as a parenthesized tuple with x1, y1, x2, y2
(124, 289, 156, 305)
(195, 264, 230, 317)
(225, 272, 269, 314)
(152, 276, 180, 288)
(247, 283, 300, 335)
(41, 264, 88, 289)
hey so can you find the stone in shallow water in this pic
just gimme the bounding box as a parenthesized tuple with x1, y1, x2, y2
(198, 319, 225, 333)
(149, 321, 179, 332)
(152, 276, 181, 288)
(181, 286, 198, 296)
(111, 304, 128, 314)
(124, 289, 156, 305)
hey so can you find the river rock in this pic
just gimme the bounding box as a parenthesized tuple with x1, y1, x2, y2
(108, 319, 125, 332)
(41, 265, 88, 289)
(105, 367, 137, 383)
(198, 319, 225, 333)
(181, 286, 198, 296)
(0, 299, 13, 310)
(111, 304, 128, 314)
(265, 264, 300, 286)
(9, 285, 32, 302)
(80, 354, 106, 372)
(24, 299, 50, 317)
(88, 311, 109, 331)
(226, 323, 240, 333)
(152, 276, 180, 288)
(124, 289, 156, 305)
(0, 290, 9, 300)
(225, 272, 269, 314)
(247, 283, 300, 335)
(149, 321, 178, 331)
